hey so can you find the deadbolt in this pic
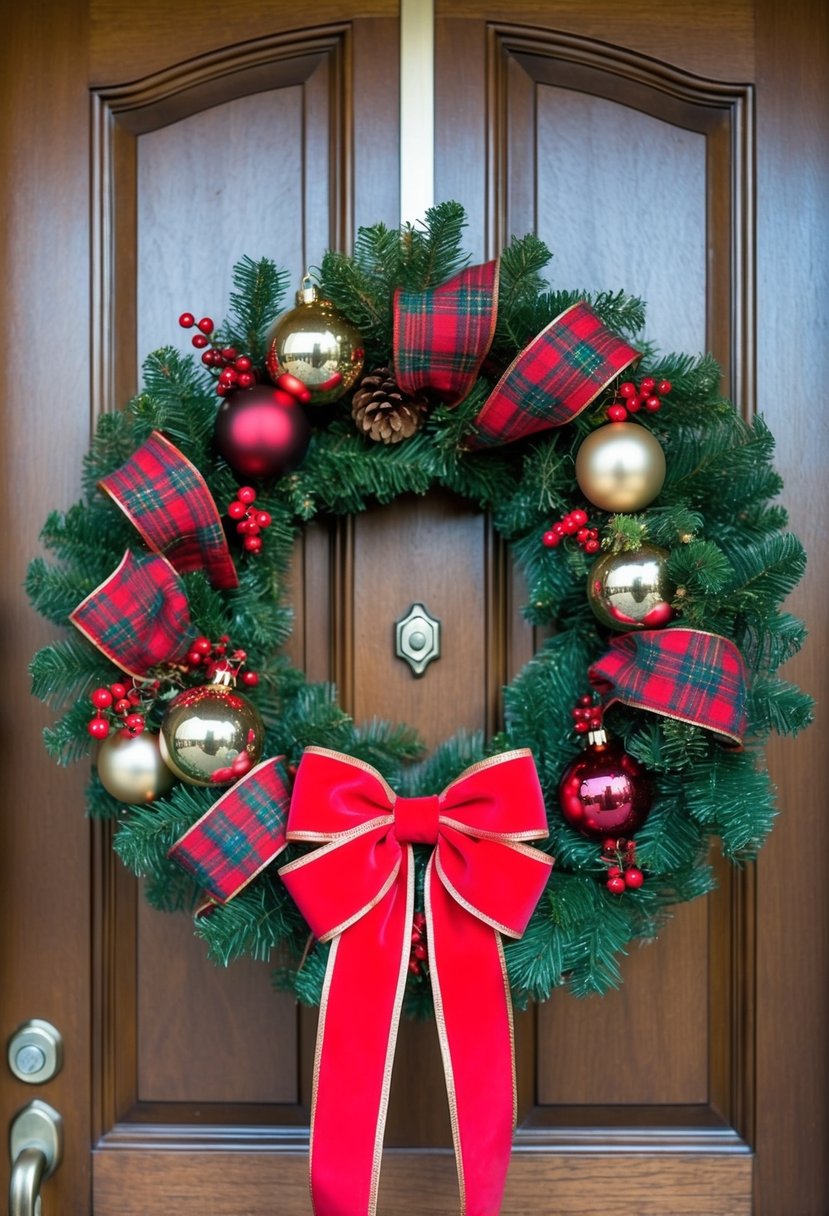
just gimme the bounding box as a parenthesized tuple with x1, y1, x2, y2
(7, 1022, 62, 1085)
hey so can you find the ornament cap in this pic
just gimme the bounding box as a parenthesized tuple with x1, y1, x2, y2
(587, 727, 608, 748)
(296, 274, 324, 307)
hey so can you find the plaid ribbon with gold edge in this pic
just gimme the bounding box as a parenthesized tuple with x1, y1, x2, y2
(168, 757, 291, 912)
(392, 264, 640, 447)
(69, 550, 195, 678)
(99, 430, 238, 590)
(589, 627, 749, 746)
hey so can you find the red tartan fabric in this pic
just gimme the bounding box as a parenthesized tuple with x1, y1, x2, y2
(468, 301, 641, 449)
(99, 430, 238, 590)
(168, 757, 291, 909)
(69, 550, 194, 678)
(393, 260, 499, 404)
(589, 627, 748, 746)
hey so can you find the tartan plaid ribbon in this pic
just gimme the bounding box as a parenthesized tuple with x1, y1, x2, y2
(392, 262, 640, 447)
(69, 550, 195, 678)
(99, 430, 238, 590)
(589, 627, 749, 746)
(168, 757, 291, 912)
(393, 260, 499, 404)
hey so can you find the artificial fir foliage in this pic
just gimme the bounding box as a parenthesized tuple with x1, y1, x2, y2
(27, 202, 811, 1011)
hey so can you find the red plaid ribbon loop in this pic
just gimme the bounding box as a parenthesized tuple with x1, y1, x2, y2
(168, 757, 291, 912)
(392, 261, 641, 447)
(70, 551, 194, 678)
(589, 627, 748, 746)
(394, 260, 499, 405)
(99, 430, 238, 590)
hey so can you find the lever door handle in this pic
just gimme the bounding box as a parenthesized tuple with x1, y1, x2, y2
(9, 1100, 62, 1216)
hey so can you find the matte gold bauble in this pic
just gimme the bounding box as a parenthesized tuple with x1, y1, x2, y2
(265, 279, 364, 405)
(587, 543, 675, 630)
(575, 422, 666, 513)
(97, 729, 176, 803)
(159, 675, 265, 786)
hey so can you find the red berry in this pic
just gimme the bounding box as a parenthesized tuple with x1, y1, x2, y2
(578, 694, 593, 707)
(644, 395, 662, 412)
(244, 535, 263, 553)
(607, 404, 628, 422)
(576, 527, 590, 543)
(255, 510, 271, 528)
(624, 866, 644, 889)
(192, 637, 211, 655)
(588, 529, 599, 540)
(626, 395, 642, 413)
(408, 960, 421, 976)
(237, 486, 257, 505)
(228, 500, 247, 520)
(127, 688, 142, 705)
(88, 717, 110, 740)
(619, 381, 637, 398)
(219, 368, 238, 386)
(570, 509, 588, 527)
(602, 838, 619, 853)
(237, 373, 255, 389)
(584, 539, 601, 554)
(413, 943, 428, 960)
(125, 712, 144, 734)
(202, 350, 217, 367)
(607, 876, 626, 895)
(186, 650, 203, 666)
(639, 377, 656, 395)
(657, 380, 672, 395)
(191, 334, 208, 349)
(562, 515, 580, 534)
(542, 529, 560, 547)
(216, 383, 229, 396)
(606, 865, 622, 879)
(236, 518, 252, 534)
(114, 698, 131, 715)
(109, 683, 127, 700)
(197, 316, 214, 334)
(552, 521, 566, 536)
(234, 355, 252, 372)
(414, 911, 426, 928)
(241, 671, 259, 687)
(574, 720, 589, 733)
(178, 312, 195, 328)
(91, 687, 113, 709)
(220, 347, 238, 362)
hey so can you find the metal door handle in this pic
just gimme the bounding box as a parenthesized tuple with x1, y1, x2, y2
(9, 1101, 62, 1216)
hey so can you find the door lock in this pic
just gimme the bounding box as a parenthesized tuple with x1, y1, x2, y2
(7, 1022, 62, 1086)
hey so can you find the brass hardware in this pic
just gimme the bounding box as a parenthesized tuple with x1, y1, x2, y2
(9, 1100, 62, 1216)
(395, 603, 441, 677)
(7, 1023, 62, 1086)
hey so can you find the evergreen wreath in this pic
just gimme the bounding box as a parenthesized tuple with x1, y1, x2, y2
(27, 202, 812, 1017)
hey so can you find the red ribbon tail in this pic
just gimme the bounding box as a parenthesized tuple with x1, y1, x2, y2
(427, 857, 516, 1216)
(310, 849, 414, 1216)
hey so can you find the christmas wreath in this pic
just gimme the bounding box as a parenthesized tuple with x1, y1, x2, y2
(28, 201, 812, 1016)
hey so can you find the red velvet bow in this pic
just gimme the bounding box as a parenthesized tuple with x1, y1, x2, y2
(279, 746, 553, 1216)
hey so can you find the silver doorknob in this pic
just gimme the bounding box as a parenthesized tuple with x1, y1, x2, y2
(9, 1100, 62, 1216)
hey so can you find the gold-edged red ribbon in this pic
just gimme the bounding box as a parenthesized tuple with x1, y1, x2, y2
(279, 746, 554, 1216)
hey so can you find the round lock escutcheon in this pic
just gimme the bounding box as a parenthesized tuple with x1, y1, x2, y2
(7, 1021, 63, 1085)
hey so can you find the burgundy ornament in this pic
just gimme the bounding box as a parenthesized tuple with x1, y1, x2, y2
(214, 385, 310, 480)
(558, 729, 652, 840)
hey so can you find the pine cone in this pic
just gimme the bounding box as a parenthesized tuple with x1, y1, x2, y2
(351, 367, 428, 444)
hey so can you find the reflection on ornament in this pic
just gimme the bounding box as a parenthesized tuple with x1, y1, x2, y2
(159, 672, 264, 786)
(587, 543, 675, 630)
(265, 278, 364, 405)
(575, 422, 666, 512)
(558, 728, 652, 840)
(97, 729, 176, 803)
(214, 385, 310, 480)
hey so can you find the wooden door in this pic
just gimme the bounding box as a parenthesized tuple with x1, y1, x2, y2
(2, 2, 827, 1213)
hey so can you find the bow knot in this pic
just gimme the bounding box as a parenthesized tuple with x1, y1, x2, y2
(393, 793, 440, 844)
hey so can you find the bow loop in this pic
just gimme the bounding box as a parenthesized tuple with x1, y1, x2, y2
(286, 746, 397, 838)
(439, 749, 550, 839)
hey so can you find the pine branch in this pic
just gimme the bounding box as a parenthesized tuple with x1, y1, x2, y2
(30, 635, 115, 708)
(219, 256, 290, 361)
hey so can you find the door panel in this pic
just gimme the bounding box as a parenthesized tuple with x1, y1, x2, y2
(2, 2, 827, 1214)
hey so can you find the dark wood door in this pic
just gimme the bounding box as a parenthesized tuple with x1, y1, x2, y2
(2, 2, 827, 1213)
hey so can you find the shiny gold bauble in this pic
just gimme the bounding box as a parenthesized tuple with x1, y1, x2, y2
(587, 543, 675, 631)
(159, 677, 265, 786)
(265, 281, 364, 405)
(575, 422, 666, 513)
(97, 729, 176, 803)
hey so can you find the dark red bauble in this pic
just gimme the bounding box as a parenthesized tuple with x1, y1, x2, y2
(558, 737, 652, 840)
(214, 385, 311, 480)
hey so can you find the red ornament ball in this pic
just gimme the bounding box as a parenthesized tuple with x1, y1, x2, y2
(214, 386, 311, 480)
(558, 737, 652, 840)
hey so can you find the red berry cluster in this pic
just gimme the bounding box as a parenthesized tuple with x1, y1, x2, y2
(542, 509, 600, 555)
(571, 694, 603, 736)
(178, 312, 256, 397)
(227, 486, 272, 555)
(184, 635, 260, 688)
(602, 837, 644, 894)
(87, 680, 149, 739)
(408, 912, 428, 977)
(607, 376, 672, 422)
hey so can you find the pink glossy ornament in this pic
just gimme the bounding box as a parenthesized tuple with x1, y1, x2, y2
(214, 385, 310, 480)
(558, 729, 652, 840)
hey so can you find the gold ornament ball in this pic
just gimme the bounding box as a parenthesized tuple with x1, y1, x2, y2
(159, 680, 265, 787)
(265, 281, 364, 405)
(587, 543, 675, 630)
(97, 729, 176, 803)
(575, 422, 666, 513)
